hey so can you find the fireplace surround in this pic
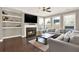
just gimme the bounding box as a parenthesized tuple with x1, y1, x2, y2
(26, 27, 36, 38)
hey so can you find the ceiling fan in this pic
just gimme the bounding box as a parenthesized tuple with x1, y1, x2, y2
(42, 7, 51, 12)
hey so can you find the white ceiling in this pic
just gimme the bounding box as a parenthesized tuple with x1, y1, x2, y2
(11, 7, 79, 17)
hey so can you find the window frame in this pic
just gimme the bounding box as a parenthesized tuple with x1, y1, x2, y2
(63, 13, 76, 30)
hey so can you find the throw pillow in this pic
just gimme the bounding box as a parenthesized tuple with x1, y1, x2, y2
(63, 31, 72, 42)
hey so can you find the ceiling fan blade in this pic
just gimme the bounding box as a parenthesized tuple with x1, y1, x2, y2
(46, 9, 51, 12)
(42, 7, 51, 12)
(47, 7, 51, 9)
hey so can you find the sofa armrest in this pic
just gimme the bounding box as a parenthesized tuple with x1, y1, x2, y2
(47, 39, 79, 52)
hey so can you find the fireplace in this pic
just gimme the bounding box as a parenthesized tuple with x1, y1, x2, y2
(26, 27, 36, 38)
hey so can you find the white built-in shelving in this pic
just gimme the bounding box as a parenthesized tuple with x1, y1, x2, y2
(0, 7, 23, 40)
(2, 14, 22, 19)
(2, 21, 21, 23)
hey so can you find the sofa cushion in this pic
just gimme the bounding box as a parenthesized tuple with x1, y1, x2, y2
(55, 29, 60, 34)
(60, 29, 69, 34)
(70, 30, 79, 37)
(56, 34, 64, 40)
(60, 29, 66, 33)
(70, 35, 79, 45)
(47, 29, 55, 32)
(72, 30, 79, 33)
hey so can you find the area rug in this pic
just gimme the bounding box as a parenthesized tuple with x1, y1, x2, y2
(29, 39, 49, 52)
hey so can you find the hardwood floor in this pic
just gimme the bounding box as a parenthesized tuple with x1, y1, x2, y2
(0, 42, 3, 51)
(0, 37, 42, 52)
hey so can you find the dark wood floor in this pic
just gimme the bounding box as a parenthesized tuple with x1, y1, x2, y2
(0, 37, 42, 52)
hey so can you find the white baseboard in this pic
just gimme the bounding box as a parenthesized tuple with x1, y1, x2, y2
(22, 36, 26, 38)
(0, 35, 22, 42)
(2, 35, 22, 39)
(0, 39, 3, 42)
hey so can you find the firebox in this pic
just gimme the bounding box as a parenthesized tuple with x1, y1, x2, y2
(26, 27, 36, 38)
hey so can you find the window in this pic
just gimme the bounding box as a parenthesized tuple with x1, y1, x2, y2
(45, 18, 52, 29)
(38, 16, 61, 31)
(52, 16, 60, 29)
(63, 13, 76, 30)
(38, 17, 52, 32)
(38, 17, 45, 31)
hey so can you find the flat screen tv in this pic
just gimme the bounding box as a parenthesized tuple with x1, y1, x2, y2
(24, 14, 37, 23)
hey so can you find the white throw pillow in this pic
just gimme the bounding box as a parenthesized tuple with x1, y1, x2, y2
(64, 33, 70, 42)
(71, 30, 79, 37)
(63, 31, 71, 42)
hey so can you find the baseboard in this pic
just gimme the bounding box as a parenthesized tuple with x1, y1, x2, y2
(0, 39, 3, 42)
(22, 36, 26, 38)
(0, 36, 25, 42)
(2, 35, 22, 40)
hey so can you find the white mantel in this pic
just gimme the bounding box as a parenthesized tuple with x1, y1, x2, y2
(22, 23, 38, 37)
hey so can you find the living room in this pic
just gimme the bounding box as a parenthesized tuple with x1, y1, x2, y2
(0, 7, 79, 52)
(1, 0, 79, 59)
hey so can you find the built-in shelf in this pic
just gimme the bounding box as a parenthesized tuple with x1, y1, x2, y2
(2, 14, 22, 19)
(2, 21, 21, 23)
(0, 7, 23, 40)
(2, 27, 22, 29)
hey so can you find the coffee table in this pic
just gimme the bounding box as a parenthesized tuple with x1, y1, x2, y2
(36, 33, 55, 45)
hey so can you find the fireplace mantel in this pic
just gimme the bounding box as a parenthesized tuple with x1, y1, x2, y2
(23, 24, 37, 37)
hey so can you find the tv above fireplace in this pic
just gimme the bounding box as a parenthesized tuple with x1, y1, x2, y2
(24, 14, 37, 23)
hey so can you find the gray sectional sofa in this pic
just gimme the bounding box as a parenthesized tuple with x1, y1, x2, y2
(47, 30, 79, 52)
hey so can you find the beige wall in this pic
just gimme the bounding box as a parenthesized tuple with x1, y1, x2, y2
(76, 10, 79, 30)
(60, 15, 64, 29)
